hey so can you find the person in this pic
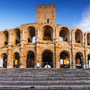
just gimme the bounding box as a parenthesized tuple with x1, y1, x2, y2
(44, 64, 51, 68)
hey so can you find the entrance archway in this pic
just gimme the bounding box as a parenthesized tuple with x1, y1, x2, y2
(87, 33, 90, 45)
(60, 51, 70, 68)
(1, 53, 7, 68)
(88, 54, 90, 68)
(42, 25, 53, 41)
(59, 27, 69, 42)
(42, 50, 53, 68)
(75, 29, 83, 43)
(14, 29, 20, 45)
(13, 52, 20, 68)
(26, 26, 35, 43)
(75, 52, 83, 68)
(2, 31, 9, 46)
(26, 51, 34, 68)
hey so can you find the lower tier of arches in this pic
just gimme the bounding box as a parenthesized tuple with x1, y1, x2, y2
(0, 50, 90, 69)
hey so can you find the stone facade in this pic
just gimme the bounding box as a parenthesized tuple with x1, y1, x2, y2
(0, 4, 90, 69)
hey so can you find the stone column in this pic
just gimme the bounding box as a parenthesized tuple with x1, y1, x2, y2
(7, 33, 13, 68)
(20, 44, 25, 68)
(82, 33, 84, 47)
(56, 47, 60, 68)
(53, 54, 55, 68)
(20, 29, 26, 68)
(70, 50, 72, 68)
(68, 31, 71, 45)
(82, 56, 85, 68)
(34, 28, 38, 68)
(35, 43, 41, 68)
(86, 54, 88, 68)
(84, 34, 88, 68)
(73, 52, 76, 69)
(7, 46, 12, 68)
(36, 28, 40, 42)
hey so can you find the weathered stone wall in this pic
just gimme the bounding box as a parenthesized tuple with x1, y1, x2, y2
(37, 5, 56, 25)
(0, 4, 90, 69)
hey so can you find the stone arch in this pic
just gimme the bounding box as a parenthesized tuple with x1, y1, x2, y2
(13, 48, 20, 54)
(26, 26, 35, 43)
(40, 24, 55, 30)
(74, 28, 83, 44)
(59, 26, 70, 42)
(13, 52, 20, 68)
(86, 32, 90, 45)
(42, 25, 53, 41)
(26, 50, 35, 68)
(13, 29, 20, 45)
(75, 52, 83, 68)
(2, 31, 9, 46)
(60, 50, 70, 68)
(1, 53, 7, 68)
(42, 49, 53, 68)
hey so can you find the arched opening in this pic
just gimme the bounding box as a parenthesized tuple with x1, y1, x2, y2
(60, 51, 70, 68)
(87, 33, 90, 45)
(13, 52, 20, 68)
(59, 27, 69, 41)
(14, 29, 20, 45)
(75, 30, 82, 43)
(42, 50, 53, 68)
(26, 51, 34, 68)
(2, 31, 9, 46)
(1, 53, 7, 68)
(42, 25, 53, 41)
(27, 27, 35, 43)
(75, 52, 83, 68)
(88, 54, 90, 68)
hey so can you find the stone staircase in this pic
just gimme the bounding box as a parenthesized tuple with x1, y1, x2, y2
(0, 68, 90, 90)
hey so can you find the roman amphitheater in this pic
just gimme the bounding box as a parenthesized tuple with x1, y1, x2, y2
(0, 4, 90, 69)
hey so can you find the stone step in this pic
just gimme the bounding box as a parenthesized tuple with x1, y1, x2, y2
(0, 76, 90, 81)
(1, 74, 90, 77)
(0, 68, 89, 71)
(0, 85, 90, 90)
(0, 68, 89, 89)
(0, 70, 90, 74)
(0, 80, 90, 85)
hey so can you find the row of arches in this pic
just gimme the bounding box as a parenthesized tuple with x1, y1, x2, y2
(2, 25, 90, 46)
(1, 50, 90, 68)
(2, 27, 36, 46)
(1, 51, 34, 68)
(2, 29, 21, 46)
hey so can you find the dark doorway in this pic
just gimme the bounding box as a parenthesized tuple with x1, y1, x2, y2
(43, 25, 53, 41)
(13, 53, 20, 68)
(27, 27, 35, 43)
(3, 31, 9, 46)
(3, 53, 7, 68)
(59, 27, 69, 42)
(26, 51, 34, 68)
(14, 29, 20, 45)
(60, 51, 70, 68)
(88, 54, 90, 68)
(42, 50, 53, 68)
(75, 30, 82, 44)
(76, 52, 83, 68)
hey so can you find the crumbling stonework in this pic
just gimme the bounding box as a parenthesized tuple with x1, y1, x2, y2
(0, 4, 90, 69)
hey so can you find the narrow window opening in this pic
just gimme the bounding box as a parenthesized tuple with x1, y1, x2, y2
(47, 19, 49, 23)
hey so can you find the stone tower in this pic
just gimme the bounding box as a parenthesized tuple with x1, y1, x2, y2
(36, 5, 56, 24)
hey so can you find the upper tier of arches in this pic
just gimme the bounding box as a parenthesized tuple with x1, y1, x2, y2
(0, 24, 90, 47)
